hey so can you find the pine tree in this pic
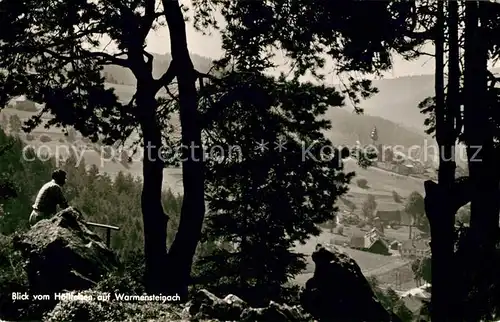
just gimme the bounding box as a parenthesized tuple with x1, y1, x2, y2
(194, 70, 371, 304)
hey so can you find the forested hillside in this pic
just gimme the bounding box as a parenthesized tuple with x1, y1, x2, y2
(0, 129, 182, 259)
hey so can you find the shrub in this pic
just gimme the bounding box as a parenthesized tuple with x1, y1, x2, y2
(59, 138, 65, 143)
(356, 178, 368, 189)
(337, 225, 344, 235)
(45, 292, 182, 322)
(0, 234, 31, 321)
(95, 250, 145, 295)
(44, 290, 125, 322)
(392, 190, 402, 203)
(25, 133, 34, 141)
(39, 135, 52, 143)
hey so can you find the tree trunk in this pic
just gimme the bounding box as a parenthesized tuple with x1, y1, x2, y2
(464, 0, 499, 249)
(425, 1, 458, 320)
(461, 1, 500, 318)
(162, 0, 206, 300)
(136, 81, 169, 294)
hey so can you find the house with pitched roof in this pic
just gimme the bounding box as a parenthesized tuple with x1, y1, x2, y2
(375, 206, 413, 226)
(349, 228, 390, 255)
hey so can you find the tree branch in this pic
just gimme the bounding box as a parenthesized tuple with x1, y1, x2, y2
(195, 70, 219, 82)
(81, 49, 130, 67)
(42, 48, 130, 68)
(154, 61, 177, 93)
(140, 0, 158, 41)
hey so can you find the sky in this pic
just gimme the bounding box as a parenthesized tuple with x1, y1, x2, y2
(143, 10, 438, 80)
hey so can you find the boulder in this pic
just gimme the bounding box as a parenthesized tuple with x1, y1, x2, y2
(13, 207, 119, 294)
(300, 244, 401, 322)
(188, 289, 249, 321)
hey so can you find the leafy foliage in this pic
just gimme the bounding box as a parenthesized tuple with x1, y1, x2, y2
(418, 97, 437, 137)
(194, 0, 425, 77)
(412, 256, 432, 284)
(0, 234, 29, 321)
(404, 191, 429, 231)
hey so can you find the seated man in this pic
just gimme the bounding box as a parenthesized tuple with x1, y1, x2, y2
(29, 169, 69, 226)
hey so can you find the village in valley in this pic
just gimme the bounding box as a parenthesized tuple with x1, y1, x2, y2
(293, 126, 444, 315)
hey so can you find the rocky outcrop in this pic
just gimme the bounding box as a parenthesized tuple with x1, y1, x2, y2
(300, 244, 401, 322)
(186, 289, 311, 321)
(11, 208, 407, 322)
(13, 207, 119, 294)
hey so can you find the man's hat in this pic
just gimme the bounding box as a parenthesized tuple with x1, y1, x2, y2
(52, 169, 67, 180)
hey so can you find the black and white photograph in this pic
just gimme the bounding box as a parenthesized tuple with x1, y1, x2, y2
(0, 0, 499, 321)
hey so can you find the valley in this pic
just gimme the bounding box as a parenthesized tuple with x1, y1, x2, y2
(1, 70, 442, 295)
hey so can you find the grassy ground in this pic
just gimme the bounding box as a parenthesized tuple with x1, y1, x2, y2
(344, 159, 426, 197)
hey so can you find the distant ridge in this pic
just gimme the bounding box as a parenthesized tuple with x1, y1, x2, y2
(350, 67, 500, 131)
